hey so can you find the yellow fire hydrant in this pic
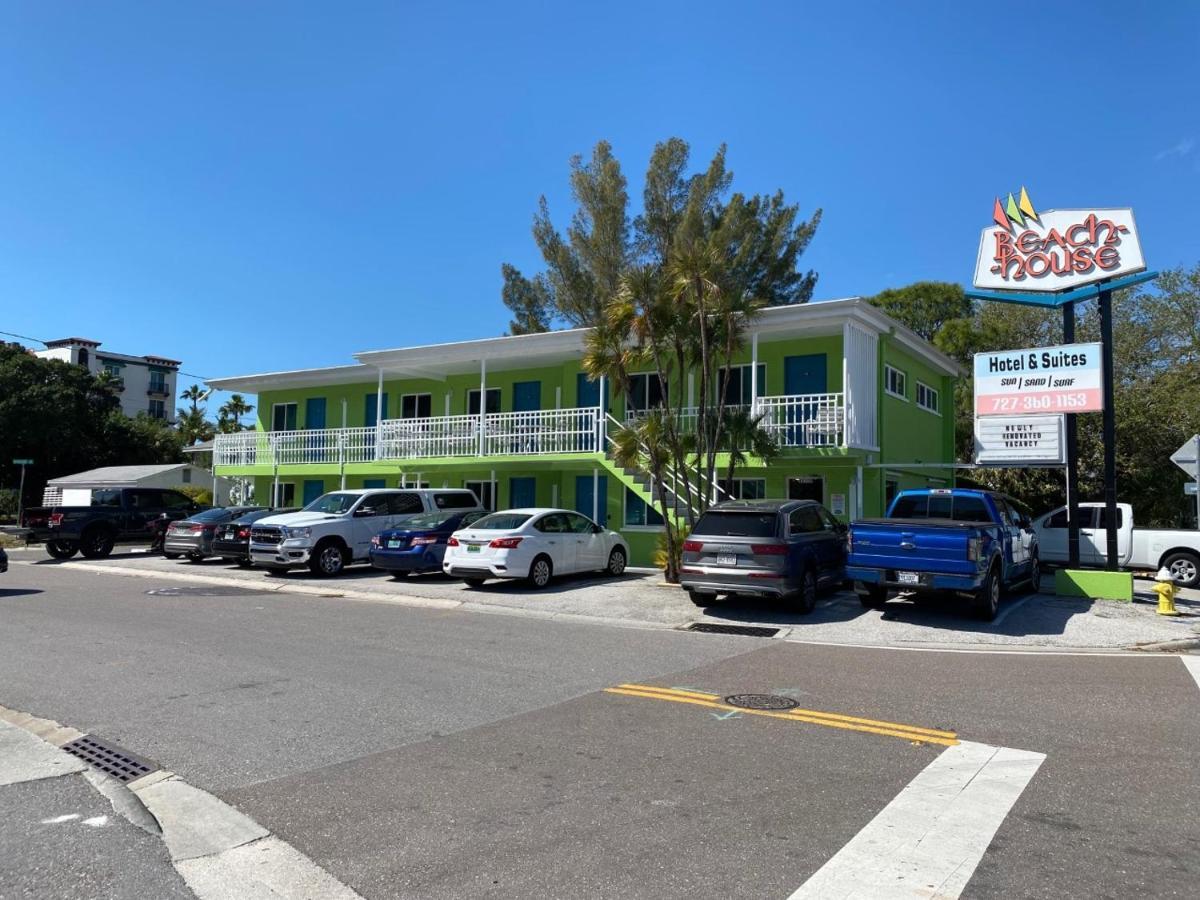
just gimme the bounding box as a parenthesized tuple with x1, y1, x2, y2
(1152, 567, 1180, 617)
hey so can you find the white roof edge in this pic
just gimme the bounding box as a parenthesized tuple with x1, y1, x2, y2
(205, 363, 373, 392)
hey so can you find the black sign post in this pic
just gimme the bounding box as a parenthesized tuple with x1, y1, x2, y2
(1061, 304, 1081, 569)
(1097, 287, 1120, 570)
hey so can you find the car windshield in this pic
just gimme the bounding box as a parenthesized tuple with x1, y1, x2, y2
(890, 494, 993, 523)
(302, 493, 359, 514)
(399, 512, 458, 531)
(691, 511, 777, 538)
(468, 512, 532, 530)
(191, 508, 233, 522)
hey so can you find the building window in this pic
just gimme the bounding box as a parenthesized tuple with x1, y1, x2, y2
(401, 393, 432, 419)
(884, 365, 907, 400)
(719, 364, 766, 406)
(721, 478, 766, 500)
(149, 370, 167, 393)
(467, 389, 501, 416)
(274, 482, 296, 507)
(271, 402, 298, 432)
(624, 488, 664, 527)
(885, 477, 899, 509)
(916, 381, 939, 414)
(464, 480, 495, 510)
(148, 399, 166, 419)
(103, 363, 122, 378)
(627, 373, 667, 413)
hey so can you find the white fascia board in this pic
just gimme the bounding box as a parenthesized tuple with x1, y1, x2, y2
(354, 327, 589, 372)
(204, 364, 375, 394)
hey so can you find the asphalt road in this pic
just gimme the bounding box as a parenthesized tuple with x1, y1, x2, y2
(2, 562, 1198, 898)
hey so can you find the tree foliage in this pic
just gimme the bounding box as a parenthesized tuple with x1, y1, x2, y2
(868, 281, 972, 342)
(503, 138, 822, 332)
(217, 394, 255, 433)
(0, 343, 184, 507)
(177, 384, 216, 446)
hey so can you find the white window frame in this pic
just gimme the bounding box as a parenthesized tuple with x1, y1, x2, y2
(148, 370, 168, 392)
(148, 398, 166, 419)
(400, 393, 433, 420)
(271, 402, 298, 432)
(467, 388, 501, 416)
(622, 487, 665, 531)
(722, 477, 767, 500)
(273, 481, 296, 507)
(464, 479, 496, 511)
(916, 380, 940, 415)
(719, 363, 767, 406)
(884, 364, 907, 401)
(626, 371, 668, 413)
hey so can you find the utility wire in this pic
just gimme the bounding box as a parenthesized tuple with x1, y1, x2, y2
(1, 329, 209, 381)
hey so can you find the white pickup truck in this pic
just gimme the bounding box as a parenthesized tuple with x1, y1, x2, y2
(1032, 502, 1200, 587)
(249, 488, 483, 576)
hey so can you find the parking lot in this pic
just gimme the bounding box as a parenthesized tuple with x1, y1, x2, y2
(7, 544, 1199, 651)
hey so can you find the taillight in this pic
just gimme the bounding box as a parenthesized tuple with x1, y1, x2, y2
(49, 513, 63, 526)
(447, 536, 460, 547)
(490, 537, 523, 549)
(412, 536, 440, 546)
(846, 531, 854, 551)
(967, 537, 980, 562)
(237, 528, 250, 539)
(370, 535, 381, 547)
(751, 544, 787, 555)
(682, 540, 702, 552)
(189, 524, 205, 533)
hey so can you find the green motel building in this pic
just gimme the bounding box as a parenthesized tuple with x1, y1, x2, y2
(208, 299, 961, 567)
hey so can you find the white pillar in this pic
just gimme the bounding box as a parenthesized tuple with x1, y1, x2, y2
(592, 467, 599, 523)
(555, 386, 562, 409)
(490, 468, 496, 510)
(750, 332, 759, 414)
(212, 470, 219, 504)
(444, 392, 451, 417)
(374, 368, 384, 460)
(478, 358, 488, 457)
(341, 397, 347, 428)
(552, 482, 559, 508)
(597, 375, 606, 450)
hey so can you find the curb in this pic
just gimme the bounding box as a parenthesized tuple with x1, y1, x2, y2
(1129, 637, 1200, 653)
(0, 702, 362, 900)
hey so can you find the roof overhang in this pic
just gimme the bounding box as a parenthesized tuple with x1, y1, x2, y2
(205, 363, 376, 394)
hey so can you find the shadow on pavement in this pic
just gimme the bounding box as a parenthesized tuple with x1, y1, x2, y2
(0, 588, 45, 598)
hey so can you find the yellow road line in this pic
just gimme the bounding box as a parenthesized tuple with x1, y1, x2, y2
(603, 685, 958, 746)
(615, 683, 719, 701)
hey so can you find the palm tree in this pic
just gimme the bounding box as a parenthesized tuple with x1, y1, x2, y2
(720, 407, 779, 494)
(218, 394, 254, 433)
(180, 383, 207, 415)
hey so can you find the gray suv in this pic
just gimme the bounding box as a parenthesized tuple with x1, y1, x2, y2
(679, 500, 847, 612)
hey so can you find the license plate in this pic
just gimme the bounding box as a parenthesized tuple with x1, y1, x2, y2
(467, 544, 481, 553)
(717, 553, 737, 567)
(387, 540, 402, 549)
(897, 571, 920, 585)
(224, 528, 235, 538)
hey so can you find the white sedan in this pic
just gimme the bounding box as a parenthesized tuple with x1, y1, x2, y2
(442, 508, 629, 588)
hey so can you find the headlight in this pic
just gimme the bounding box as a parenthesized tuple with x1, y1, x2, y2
(284, 526, 312, 539)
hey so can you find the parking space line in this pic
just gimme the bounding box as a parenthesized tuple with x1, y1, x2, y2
(604, 684, 958, 746)
(789, 740, 1045, 899)
(1181, 656, 1200, 693)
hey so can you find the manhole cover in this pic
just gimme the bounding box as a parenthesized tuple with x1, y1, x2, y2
(61, 735, 158, 784)
(684, 622, 780, 638)
(145, 586, 270, 597)
(723, 693, 800, 711)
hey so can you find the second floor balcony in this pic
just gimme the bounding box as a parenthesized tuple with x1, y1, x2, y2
(212, 392, 847, 469)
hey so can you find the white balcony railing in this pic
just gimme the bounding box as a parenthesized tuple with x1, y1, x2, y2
(212, 395, 844, 467)
(623, 392, 844, 449)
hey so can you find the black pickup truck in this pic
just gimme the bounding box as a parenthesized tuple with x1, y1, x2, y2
(23, 488, 204, 559)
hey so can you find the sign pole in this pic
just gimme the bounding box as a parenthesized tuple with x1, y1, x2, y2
(1098, 286, 1119, 570)
(16, 462, 27, 527)
(1195, 434, 1200, 530)
(1062, 302, 1081, 569)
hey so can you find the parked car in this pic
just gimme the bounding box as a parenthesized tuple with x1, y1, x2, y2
(211, 508, 297, 567)
(442, 508, 628, 588)
(678, 499, 847, 611)
(1033, 502, 1200, 588)
(23, 488, 204, 560)
(369, 510, 488, 577)
(163, 506, 266, 561)
(250, 488, 483, 576)
(845, 488, 1039, 621)
(0, 546, 7, 574)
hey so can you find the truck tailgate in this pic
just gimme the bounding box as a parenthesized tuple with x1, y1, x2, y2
(849, 519, 978, 576)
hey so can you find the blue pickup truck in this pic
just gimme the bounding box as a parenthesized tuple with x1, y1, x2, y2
(845, 489, 1039, 621)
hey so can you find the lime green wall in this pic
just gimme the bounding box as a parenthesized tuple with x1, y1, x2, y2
(879, 336, 955, 466)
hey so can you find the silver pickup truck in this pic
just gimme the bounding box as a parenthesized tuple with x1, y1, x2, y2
(1033, 502, 1200, 587)
(249, 488, 483, 576)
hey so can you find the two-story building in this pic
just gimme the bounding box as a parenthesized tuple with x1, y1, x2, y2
(208, 299, 961, 566)
(35, 337, 181, 423)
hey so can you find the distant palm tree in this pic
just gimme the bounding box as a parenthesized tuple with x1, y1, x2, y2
(180, 383, 206, 414)
(218, 394, 254, 433)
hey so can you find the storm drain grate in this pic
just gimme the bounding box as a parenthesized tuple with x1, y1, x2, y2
(61, 735, 158, 784)
(684, 622, 780, 638)
(723, 693, 800, 711)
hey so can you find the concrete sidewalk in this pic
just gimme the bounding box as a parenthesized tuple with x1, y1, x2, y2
(7, 546, 1200, 650)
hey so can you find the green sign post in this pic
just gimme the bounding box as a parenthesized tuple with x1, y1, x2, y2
(12, 458, 33, 528)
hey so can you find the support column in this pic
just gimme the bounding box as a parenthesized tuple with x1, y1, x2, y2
(478, 359, 487, 457)
(750, 332, 759, 415)
(374, 368, 384, 461)
(1063, 302, 1081, 569)
(592, 467, 599, 523)
(597, 375, 607, 451)
(1098, 287, 1119, 570)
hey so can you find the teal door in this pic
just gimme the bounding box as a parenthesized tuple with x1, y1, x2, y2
(302, 480, 325, 506)
(363, 479, 386, 489)
(784, 355, 828, 446)
(575, 475, 608, 526)
(305, 398, 326, 430)
(510, 477, 537, 508)
(575, 373, 608, 409)
(365, 393, 389, 427)
(513, 381, 542, 412)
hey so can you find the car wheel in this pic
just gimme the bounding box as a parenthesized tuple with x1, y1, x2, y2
(606, 547, 627, 576)
(857, 582, 888, 609)
(685, 588, 716, 607)
(309, 542, 347, 577)
(163, 551, 181, 560)
(235, 559, 253, 568)
(464, 577, 487, 588)
(186, 553, 205, 563)
(265, 567, 286, 577)
(390, 572, 410, 580)
(527, 555, 553, 589)
(45, 540, 78, 560)
(793, 568, 818, 614)
(974, 565, 1000, 621)
(1027, 554, 1042, 593)
(1163, 551, 1200, 589)
(79, 527, 115, 559)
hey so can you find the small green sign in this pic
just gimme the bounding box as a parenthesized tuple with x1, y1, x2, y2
(12, 458, 33, 465)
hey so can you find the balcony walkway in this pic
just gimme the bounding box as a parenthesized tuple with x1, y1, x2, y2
(212, 393, 846, 468)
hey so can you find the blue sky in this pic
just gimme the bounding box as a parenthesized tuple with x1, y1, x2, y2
(2, 1, 1198, 414)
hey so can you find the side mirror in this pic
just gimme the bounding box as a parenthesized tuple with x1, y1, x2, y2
(834, 522, 848, 535)
(592, 524, 604, 534)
